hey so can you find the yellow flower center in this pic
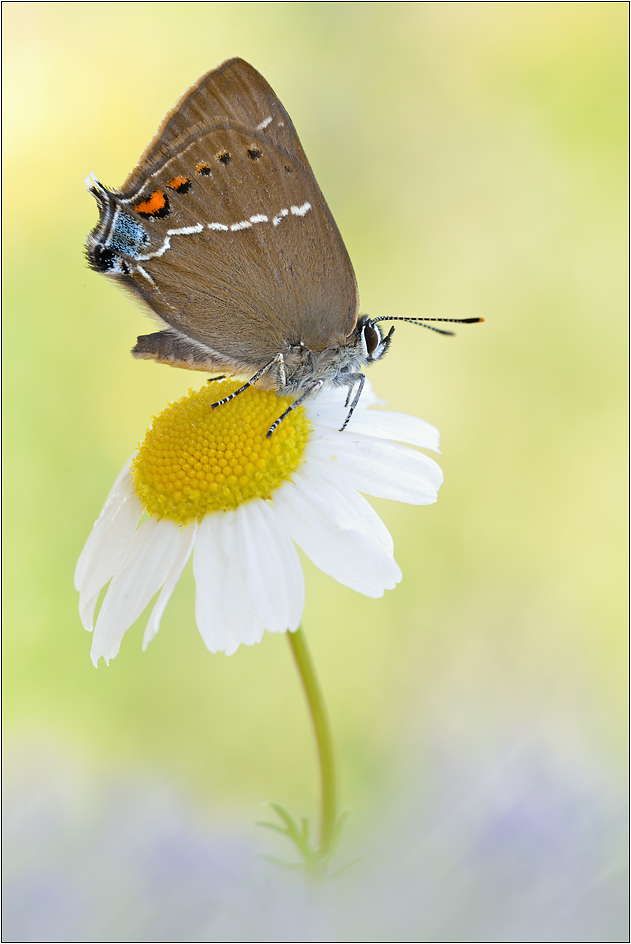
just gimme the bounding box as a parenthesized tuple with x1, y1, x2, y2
(131, 380, 310, 523)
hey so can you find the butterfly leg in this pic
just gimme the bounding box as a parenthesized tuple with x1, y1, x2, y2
(340, 373, 366, 431)
(266, 381, 323, 438)
(210, 354, 286, 409)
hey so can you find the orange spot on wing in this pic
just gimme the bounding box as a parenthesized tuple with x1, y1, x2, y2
(134, 190, 167, 216)
(167, 175, 189, 190)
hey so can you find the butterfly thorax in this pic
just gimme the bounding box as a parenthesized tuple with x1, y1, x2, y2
(278, 317, 392, 394)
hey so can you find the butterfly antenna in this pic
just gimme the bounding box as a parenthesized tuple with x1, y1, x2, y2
(371, 316, 484, 337)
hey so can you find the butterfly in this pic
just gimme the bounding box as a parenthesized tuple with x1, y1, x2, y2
(86, 58, 480, 435)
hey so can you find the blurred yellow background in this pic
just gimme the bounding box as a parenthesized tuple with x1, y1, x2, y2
(3, 3, 627, 940)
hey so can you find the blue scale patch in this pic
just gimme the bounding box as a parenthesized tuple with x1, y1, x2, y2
(109, 212, 149, 257)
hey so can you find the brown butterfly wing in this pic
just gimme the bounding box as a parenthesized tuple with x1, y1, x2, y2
(114, 58, 359, 366)
(123, 59, 310, 190)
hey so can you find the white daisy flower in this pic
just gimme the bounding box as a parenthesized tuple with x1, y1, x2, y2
(75, 380, 443, 665)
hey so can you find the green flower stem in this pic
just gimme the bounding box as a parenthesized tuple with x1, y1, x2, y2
(287, 625, 337, 860)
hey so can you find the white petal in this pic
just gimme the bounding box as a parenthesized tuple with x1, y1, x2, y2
(193, 514, 233, 654)
(306, 430, 443, 504)
(200, 511, 260, 652)
(142, 521, 198, 650)
(195, 512, 257, 655)
(75, 467, 144, 630)
(90, 518, 181, 666)
(235, 500, 305, 634)
(193, 501, 304, 655)
(296, 467, 394, 554)
(219, 510, 262, 650)
(273, 476, 401, 598)
(310, 404, 441, 453)
(74, 462, 135, 590)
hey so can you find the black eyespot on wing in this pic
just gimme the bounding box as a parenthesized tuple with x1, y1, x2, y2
(247, 148, 262, 160)
(87, 245, 130, 275)
(217, 152, 231, 165)
(89, 245, 116, 272)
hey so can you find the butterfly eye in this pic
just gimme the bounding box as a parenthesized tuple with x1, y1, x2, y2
(362, 320, 381, 356)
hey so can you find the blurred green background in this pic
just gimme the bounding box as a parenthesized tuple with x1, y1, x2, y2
(3, 3, 627, 940)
